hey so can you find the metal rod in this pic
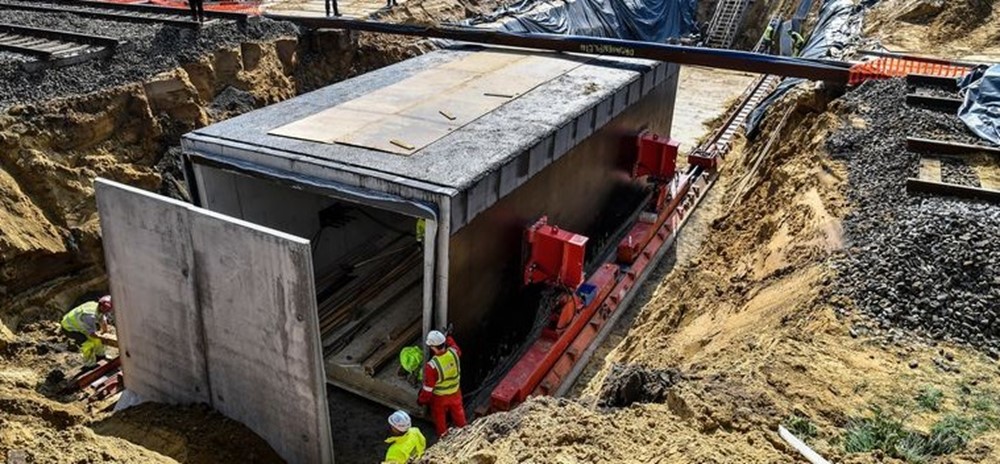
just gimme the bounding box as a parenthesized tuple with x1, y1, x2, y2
(265, 15, 852, 83)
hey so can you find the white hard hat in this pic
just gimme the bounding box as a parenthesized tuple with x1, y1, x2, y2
(388, 410, 411, 432)
(98, 295, 113, 311)
(425, 330, 446, 347)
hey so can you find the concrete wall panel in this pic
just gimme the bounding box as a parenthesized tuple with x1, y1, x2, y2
(95, 179, 210, 405)
(95, 179, 333, 464)
(191, 210, 333, 464)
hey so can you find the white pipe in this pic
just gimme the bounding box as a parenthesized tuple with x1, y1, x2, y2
(778, 425, 830, 464)
(421, 218, 438, 347)
(434, 197, 451, 330)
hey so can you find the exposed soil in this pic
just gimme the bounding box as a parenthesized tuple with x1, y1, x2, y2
(865, 0, 1000, 60)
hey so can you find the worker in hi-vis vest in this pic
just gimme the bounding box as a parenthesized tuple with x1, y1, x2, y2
(762, 24, 775, 53)
(417, 330, 467, 436)
(789, 29, 806, 56)
(61, 295, 113, 367)
(383, 410, 426, 463)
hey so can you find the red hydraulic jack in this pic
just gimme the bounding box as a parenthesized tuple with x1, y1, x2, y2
(490, 131, 710, 412)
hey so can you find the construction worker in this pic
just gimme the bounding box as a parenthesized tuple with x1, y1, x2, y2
(417, 330, 467, 436)
(61, 295, 113, 368)
(384, 410, 426, 463)
(789, 29, 806, 56)
(187, 0, 205, 23)
(325, 0, 340, 17)
(761, 24, 775, 54)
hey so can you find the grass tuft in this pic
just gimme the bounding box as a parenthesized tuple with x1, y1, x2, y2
(785, 413, 818, 440)
(915, 386, 944, 412)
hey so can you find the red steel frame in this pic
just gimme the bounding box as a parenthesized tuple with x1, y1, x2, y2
(489, 132, 714, 412)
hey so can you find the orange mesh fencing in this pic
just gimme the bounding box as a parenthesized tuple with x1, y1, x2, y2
(848, 57, 971, 86)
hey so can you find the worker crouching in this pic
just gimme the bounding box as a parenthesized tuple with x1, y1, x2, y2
(384, 410, 425, 463)
(418, 330, 467, 436)
(61, 295, 113, 368)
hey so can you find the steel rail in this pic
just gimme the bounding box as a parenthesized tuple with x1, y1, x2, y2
(0, 1, 201, 28)
(906, 73, 959, 90)
(0, 23, 120, 47)
(907, 178, 1000, 203)
(45, 0, 249, 22)
(905, 93, 963, 112)
(264, 15, 852, 83)
(906, 137, 1000, 156)
(0, 23, 118, 70)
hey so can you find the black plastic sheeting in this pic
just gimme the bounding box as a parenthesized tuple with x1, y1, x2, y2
(468, 0, 698, 42)
(745, 0, 867, 136)
(958, 65, 1000, 146)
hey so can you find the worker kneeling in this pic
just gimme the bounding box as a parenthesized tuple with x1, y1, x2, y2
(384, 410, 425, 463)
(61, 295, 113, 368)
(418, 330, 467, 436)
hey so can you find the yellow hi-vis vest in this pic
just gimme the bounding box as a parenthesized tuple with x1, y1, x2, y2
(430, 348, 460, 396)
(383, 427, 426, 463)
(62, 301, 99, 335)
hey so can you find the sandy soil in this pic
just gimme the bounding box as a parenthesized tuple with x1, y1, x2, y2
(865, 0, 1000, 60)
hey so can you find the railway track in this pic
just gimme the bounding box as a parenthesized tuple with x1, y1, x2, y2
(0, 0, 249, 70)
(906, 134, 1000, 204)
(0, 22, 118, 70)
(0, 0, 249, 28)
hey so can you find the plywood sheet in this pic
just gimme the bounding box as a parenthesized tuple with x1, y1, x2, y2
(270, 50, 589, 155)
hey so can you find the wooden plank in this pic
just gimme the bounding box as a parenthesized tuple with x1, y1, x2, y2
(269, 49, 589, 155)
(361, 316, 421, 376)
(918, 157, 942, 182)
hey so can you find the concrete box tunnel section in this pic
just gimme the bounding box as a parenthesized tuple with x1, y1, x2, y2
(97, 44, 679, 463)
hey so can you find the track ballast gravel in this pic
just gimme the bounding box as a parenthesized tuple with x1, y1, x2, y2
(0, 12, 298, 108)
(827, 79, 1000, 356)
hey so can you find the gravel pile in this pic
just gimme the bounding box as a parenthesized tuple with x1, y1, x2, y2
(0, 13, 298, 108)
(828, 78, 1000, 355)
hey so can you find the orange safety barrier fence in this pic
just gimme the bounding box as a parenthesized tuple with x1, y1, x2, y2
(848, 57, 971, 86)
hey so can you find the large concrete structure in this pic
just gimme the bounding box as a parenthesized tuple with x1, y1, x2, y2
(97, 45, 679, 463)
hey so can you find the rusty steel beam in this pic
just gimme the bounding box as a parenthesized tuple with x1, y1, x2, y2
(906, 93, 963, 112)
(266, 15, 852, 83)
(906, 137, 1000, 156)
(907, 178, 1000, 203)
